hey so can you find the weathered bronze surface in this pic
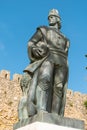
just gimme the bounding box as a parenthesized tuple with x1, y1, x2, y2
(13, 9, 85, 130)
(12, 9, 80, 130)
(13, 111, 84, 130)
(18, 9, 70, 119)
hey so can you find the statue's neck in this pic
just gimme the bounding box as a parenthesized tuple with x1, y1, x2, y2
(49, 24, 60, 32)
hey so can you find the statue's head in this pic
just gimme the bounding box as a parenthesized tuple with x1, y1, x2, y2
(48, 9, 61, 29)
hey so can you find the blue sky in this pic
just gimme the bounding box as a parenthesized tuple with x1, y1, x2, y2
(0, 0, 87, 93)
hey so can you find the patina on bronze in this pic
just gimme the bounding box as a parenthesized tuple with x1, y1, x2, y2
(18, 9, 70, 119)
(13, 9, 85, 130)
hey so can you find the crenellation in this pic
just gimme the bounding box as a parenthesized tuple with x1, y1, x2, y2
(67, 89, 73, 96)
(73, 92, 81, 97)
(13, 74, 22, 82)
(0, 70, 10, 80)
(0, 70, 22, 82)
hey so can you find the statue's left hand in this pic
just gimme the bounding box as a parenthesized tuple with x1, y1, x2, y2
(20, 73, 31, 91)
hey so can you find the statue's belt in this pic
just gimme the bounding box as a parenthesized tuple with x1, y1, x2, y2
(49, 48, 67, 59)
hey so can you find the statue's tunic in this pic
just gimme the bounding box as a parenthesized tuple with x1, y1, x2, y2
(40, 26, 68, 66)
(25, 26, 70, 116)
(25, 26, 69, 72)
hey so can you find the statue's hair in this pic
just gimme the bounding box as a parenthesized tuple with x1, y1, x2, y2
(56, 17, 61, 29)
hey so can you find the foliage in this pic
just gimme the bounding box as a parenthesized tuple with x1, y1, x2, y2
(69, 102, 73, 107)
(84, 101, 87, 109)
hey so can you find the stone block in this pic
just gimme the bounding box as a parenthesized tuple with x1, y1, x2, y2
(15, 122, 84, 130)
(13, 111, 84, 130)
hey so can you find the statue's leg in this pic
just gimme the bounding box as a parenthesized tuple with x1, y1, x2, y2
(36, 61, 54, 112)
(27, 70, 38, 117)
(52, 65, 68, 116)
(18, 96, 28, 120)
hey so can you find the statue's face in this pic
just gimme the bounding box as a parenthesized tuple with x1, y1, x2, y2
(48, 15, 57, 26)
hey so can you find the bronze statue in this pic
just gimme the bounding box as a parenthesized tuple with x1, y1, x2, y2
(19, 9, 70, 119)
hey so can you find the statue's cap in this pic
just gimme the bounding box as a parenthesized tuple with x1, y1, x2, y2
(48, 9, 60, 18)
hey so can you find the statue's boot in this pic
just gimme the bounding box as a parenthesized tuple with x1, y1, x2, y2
(52, 94, 62, 115)
(52, 83, 63, 116)
(27, 70, 38, 117)
(36, 86, 49, 112)
(27, 101, 36, 117)
(18, 96, 28, 120)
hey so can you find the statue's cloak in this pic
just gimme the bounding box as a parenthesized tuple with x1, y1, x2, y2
(24, 26, 69, 115)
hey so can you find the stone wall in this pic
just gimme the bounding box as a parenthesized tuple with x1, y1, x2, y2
(65, 90, 87, 130)
(0, 70, 87, 130)
(0, 70, 22, 130)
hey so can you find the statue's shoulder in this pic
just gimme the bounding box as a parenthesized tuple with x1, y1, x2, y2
(37, 26, 49, 36)
(37, 26, 49, 32)
(60, 31, 70, 42)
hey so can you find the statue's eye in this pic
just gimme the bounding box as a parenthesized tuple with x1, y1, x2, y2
(50, 16, 54, 19)
(49, 16, 53, 19)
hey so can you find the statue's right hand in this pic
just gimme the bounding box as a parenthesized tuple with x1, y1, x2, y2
(32, 47, 42, 58)
(32, 45, 48, 58)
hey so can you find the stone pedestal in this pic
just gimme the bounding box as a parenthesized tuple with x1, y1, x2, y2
(13, 111, 84, 130)
(15, 122, 84, 130)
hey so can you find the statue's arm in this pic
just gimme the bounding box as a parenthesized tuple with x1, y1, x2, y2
(65, 39, 70, 54)
(27, 29, 43, 62)
(20, 72, 31, 92)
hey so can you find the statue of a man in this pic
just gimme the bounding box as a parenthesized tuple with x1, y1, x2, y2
(20, 9, 70, 118)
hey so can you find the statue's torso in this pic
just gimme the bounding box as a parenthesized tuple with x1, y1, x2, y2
(46, 29, 66, 51)
(29, 26, 68, 66)
(42, 28, 68, 66)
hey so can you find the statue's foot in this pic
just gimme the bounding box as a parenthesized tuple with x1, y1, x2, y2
(37, 109, 48, 114)
(27, 102, 36, 117)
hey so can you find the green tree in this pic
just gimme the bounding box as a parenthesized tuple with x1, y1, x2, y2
(84, 100, 87, 109)
(85, 55, 87, 69)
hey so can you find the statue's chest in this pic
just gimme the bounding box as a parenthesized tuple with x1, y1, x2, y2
(47, 30, 66, 48)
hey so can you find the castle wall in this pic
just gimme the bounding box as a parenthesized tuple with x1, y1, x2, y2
(0, 70, 87, 130)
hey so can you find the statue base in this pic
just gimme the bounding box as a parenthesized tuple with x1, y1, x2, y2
(13, 111, 84, 130)
(14, 122, 84, 130)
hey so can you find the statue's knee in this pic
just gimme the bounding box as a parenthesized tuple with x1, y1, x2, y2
(38, 76, 51, 90)
(43, 61, 52, 67)
(54, 83, 63, 97)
